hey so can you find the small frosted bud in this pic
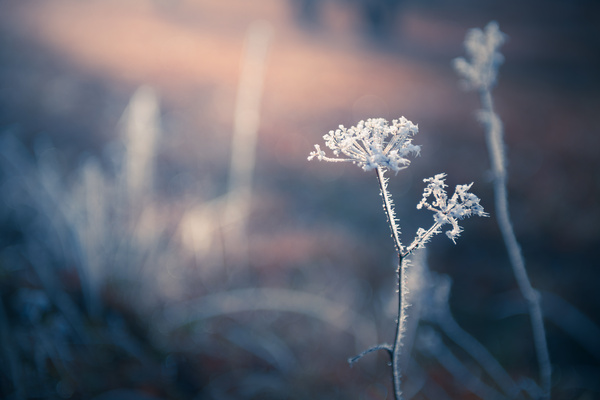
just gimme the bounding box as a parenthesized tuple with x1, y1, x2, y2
(453, 21, 506, 91)
(416, 174, 488, 244)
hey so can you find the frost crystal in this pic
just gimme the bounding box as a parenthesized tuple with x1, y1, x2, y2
(307, 117, 420, 173)
(416, 173, 488, 243)
(453, 21, 506, 91)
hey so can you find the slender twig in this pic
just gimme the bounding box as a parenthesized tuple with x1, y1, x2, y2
(348, 344, 393, 365)
(418, 327, 509, 400)
(392, 258, 411, 400)
(497, 289, 600, 364)
(403, 222, 441, 257)
(437, 310, 520, 397)
(375, 167, 404, 255)
(375, 166, 408, 400)
(454, 22, 551, 396)
(479, 89, 551, 399)
(421, 269, 520, 397)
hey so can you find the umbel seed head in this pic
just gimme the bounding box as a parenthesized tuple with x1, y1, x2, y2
(308, 117, 420, 173)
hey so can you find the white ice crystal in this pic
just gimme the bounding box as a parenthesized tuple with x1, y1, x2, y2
(453, 21, 506, 91)
(307, 117, 420, 173)
(416, 173, 488, 244)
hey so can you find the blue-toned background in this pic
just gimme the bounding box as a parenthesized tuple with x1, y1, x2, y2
(0, 0, 598, 398)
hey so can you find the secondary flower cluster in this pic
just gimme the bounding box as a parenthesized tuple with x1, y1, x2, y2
(416, 173, 488, 243)
(308, 117, 420, 173)
(453, 21, 506, 91)
(308, 118, 487, 253)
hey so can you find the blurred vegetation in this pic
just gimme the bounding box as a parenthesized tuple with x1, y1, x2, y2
(0, 0, 599, 399)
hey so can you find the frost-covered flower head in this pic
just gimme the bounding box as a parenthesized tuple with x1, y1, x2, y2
(307, 117, 420, 173)
(453, 21, 506, 91)
(416, 173, 488, 243)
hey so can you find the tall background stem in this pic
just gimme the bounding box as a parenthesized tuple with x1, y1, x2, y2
(480, 89, 551, 399)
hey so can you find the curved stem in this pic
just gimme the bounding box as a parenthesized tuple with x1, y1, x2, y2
(480, 89, 551, 399)
(438, 307, 520, 397)
(348, 344, 393, 365)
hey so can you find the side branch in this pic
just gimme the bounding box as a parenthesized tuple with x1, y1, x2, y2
(349, 344, 393, 366)
(403, 222, 442, 258)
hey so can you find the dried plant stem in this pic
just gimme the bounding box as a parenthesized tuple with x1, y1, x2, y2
(392, 258, 411, 400)
(403, 222, 441, 256)
(479, 90, 551, 399)
(437, 307, 520, 397)
(225, 21, 272, 261)
(376, 167, 403, 255)
(375, 167, 409, 400)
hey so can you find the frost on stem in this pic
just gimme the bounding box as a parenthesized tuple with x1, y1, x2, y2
(409, 173, 488, 252)
(453, 21, 506, 91)
(307, 117, 420, 173)
(455, 22, 551, 399)
(308, 117, 488, 400)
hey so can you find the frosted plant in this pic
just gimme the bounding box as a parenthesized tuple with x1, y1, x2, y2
(409, 174, 487, 252)
(454, 22, 551, 399)
(308, 117, 420, 173)
(309, 117, 487, 400)
(453, 21, 506, 92)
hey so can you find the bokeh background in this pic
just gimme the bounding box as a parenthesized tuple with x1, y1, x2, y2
(0, 0, 599, 399)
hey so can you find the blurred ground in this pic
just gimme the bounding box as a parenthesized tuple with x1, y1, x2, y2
(0, 0, 599, 399)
